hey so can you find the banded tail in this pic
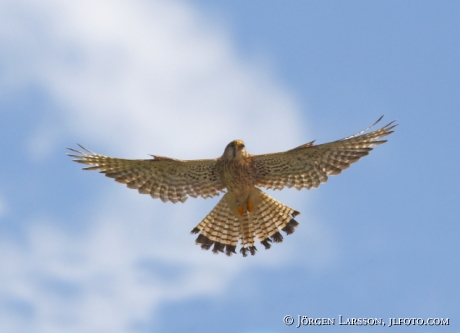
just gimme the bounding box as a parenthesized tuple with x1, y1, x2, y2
(191, 189, 300, 257)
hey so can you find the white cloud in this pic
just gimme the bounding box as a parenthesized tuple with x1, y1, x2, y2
(0, 0, 336, 332)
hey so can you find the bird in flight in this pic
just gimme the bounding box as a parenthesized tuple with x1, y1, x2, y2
(68, 116, 396, 257)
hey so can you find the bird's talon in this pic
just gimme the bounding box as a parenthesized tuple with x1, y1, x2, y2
(247, 201, 253, 212)
(237, 205, 244, 216)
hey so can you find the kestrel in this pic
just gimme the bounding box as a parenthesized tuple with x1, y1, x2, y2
(67, 116, 396, 257)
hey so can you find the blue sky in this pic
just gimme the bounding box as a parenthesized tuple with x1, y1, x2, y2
(1, 1, 459, 332)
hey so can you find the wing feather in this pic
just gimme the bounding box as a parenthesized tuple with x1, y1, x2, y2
(253, 117, 397, 190)
(67, 145, 225, 203)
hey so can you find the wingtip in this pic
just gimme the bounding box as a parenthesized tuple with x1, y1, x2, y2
(66, 146, 81, 154)
(385, 121, 398, 129)
(76, 144, 94, 154)
(66, 144, 97, 157)
(342, 115, 398, 140)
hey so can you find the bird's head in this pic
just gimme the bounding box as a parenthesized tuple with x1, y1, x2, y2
(223, 140, 248, 160)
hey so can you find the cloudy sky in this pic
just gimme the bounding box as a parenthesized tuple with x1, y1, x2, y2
(1, 1, 459, 332)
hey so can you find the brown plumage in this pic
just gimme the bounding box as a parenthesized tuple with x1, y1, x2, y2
(67, 116, 396, 257)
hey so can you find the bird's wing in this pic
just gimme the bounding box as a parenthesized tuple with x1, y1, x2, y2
(252, 117, 397, 190)
(67, 145, 225, 203)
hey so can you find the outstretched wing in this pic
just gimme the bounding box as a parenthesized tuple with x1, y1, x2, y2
(252, 117, 397, 190)
(67, 145, 225, 203)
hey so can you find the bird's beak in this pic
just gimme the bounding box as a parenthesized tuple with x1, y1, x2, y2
(236, 140, 245, 149)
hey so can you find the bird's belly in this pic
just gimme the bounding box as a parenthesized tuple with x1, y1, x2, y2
(229, 186, 253, 204)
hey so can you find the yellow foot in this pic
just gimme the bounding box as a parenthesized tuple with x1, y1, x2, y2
(247, 201, 253, 213)
(237, 205, 244, 216)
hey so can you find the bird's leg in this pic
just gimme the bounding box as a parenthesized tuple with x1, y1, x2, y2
(237, 201, 252, 216)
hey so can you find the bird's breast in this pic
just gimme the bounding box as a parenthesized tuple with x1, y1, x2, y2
(220, 159, 256, 200)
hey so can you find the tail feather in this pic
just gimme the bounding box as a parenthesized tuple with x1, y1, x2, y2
(191, 190, 300, 257)
(256, 191, 299, 234)
(191, 194, 239, 256)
